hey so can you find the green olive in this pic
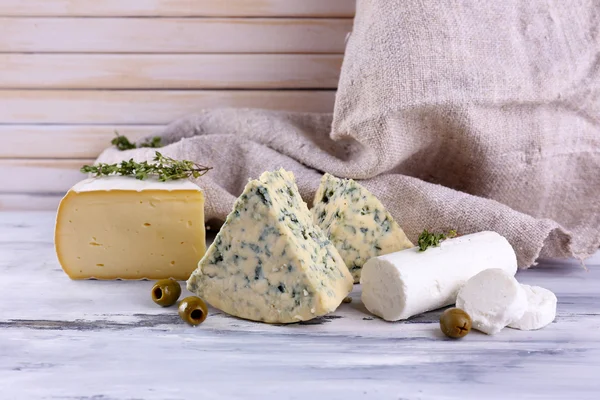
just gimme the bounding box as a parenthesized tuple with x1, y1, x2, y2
(440, 308, 472, 339)
(178, 296, 209, 326)
(151, 279, 181, 307)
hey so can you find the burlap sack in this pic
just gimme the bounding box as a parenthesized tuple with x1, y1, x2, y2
(97, 0, 600, 268)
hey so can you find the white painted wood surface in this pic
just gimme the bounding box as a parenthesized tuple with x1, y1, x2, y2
(0, 194, 63, 212)
(1, 212, 599, 399)
(1, 1, 349, 209)
(0, 90, 336, 124)
(0, 54, 343, 89)
(0, 0, 356, 17)
(0, 18, 351, 53)
(0, 159, 89, 194)
(0, 125, 159, 159)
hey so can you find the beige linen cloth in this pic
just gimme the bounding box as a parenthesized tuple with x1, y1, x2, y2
(97, 0, 600, 268)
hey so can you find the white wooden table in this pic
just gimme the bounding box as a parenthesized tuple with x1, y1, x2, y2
(1, 212, 599, 400)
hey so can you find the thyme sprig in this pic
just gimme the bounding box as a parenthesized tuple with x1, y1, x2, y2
(111, 132, 162, 151)
(417, 229, 457, 252)
(81, 152, 212, 182)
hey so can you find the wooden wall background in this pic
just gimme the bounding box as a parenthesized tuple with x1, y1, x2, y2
(0, 0, 355, 210)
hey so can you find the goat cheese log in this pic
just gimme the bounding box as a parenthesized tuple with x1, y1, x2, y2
(187, 169, 353, 324)
(360, 231, 517, 321)
(508, 284, 557, 330)
(312, 173, 413, 282)
(456, 268, 527, 335)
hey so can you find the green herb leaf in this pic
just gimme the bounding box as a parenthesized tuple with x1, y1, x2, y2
(80, 152, 212, 181)
(111, 132, 137, 151)
(111, 132, 162, 151)
(417, 229, 457, 252)
(140, 136, 162, 148)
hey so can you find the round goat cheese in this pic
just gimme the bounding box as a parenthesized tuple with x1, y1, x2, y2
(456, 268, 527, 335)
(508, 285, 557, 330)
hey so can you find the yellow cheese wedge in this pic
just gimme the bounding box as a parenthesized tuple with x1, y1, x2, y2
(55, 176, 206, 280)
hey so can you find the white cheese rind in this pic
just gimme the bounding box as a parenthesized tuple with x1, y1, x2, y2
(456, 268, 527, 335)
(508, 284, 557, 330)
(312, 173, 413, 283)
(73, 176, 201, 192)
(360, 231, 517, 321)
(187, 169, 353, 324)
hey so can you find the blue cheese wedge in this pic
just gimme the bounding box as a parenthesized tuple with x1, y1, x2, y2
(312, 173, 413, 282)
(187, 169, 353, 323)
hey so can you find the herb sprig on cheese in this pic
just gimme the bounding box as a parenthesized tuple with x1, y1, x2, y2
(417, 229, 457, 251)
(81, 152, 212, 181)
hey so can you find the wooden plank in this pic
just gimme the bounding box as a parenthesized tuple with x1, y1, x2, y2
(0, 194, 62, 211)
(0, 159, 89, 194)
(0, 0, 356, 18)
(0, 54, 342, 89)
(0, 125, 160, 159)
(0, 90, 336, 124)
(0, 18, 351, 53)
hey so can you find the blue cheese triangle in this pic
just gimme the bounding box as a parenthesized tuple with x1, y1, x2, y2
(312, 173, 413, 282)
(187, 169, 353, 323)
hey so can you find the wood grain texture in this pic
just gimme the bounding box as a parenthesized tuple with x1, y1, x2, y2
(0, 7, 348, 207)
(0, 90, 336, 124)
(0, 159, 89, 194)
(0, 54, 343, 89)
(0, 0, 356, 17)
(0, 212, 599, 400)
(0, 125, 160, 158)
(0, 18, 351, 53)
(0, 194, 63, 211)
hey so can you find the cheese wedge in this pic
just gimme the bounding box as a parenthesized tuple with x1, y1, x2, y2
(55, 176, 206, 280)
(187, 169, 353, 323)
(312, 173, 413, 282)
